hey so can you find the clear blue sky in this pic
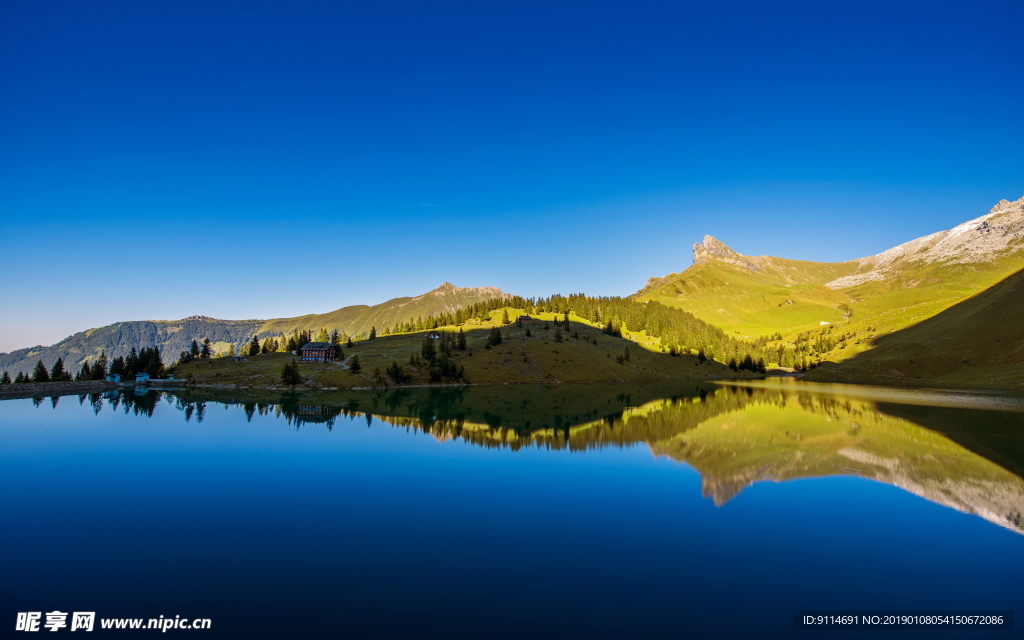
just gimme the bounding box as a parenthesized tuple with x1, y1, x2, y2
(1, 1, 1021, 352)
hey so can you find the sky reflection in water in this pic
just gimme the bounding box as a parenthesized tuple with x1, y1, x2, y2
(1, 382, 1021, 639)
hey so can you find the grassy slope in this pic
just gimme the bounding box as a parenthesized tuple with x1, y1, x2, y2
(636, 259, 856, 337)
(805, 267, 1024, 390)
(174, 310, 759, 389)
(634, 240, 1024, 385)
(637, 252, 1024, 340)
(256, 282, 504, 339)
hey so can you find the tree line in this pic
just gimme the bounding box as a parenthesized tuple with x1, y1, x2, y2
(371, 293, 783, 367)
(2, 346, 167, 384)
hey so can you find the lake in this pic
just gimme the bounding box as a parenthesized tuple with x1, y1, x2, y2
(1, 380, 1021, 638)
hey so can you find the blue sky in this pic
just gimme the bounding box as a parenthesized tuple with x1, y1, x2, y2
(1, 1, 1022, 352)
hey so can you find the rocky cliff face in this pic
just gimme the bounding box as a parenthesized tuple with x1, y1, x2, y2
(692, 235, 761, 272)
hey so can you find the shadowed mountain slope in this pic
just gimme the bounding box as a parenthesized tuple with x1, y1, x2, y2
(805, 266, 1024, 389)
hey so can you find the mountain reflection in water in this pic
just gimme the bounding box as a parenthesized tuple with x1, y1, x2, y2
(52, 380, 1024, 534)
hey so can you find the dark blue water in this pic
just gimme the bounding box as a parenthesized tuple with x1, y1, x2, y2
(1, 385, 1021, 639)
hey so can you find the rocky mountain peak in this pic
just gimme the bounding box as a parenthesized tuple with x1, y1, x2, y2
(825, 196, 1024, 289)
(692, 235, 760, 272)
(990, 196, 1023, 214)
(417, 282, 508, 300)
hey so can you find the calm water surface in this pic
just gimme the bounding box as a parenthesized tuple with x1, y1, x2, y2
(1, 381, 1022, 638)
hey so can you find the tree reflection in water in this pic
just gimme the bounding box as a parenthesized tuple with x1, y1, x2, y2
(19, 381, 1024, 533)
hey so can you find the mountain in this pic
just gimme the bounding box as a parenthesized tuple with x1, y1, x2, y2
(0, 283, 508, 377)
(633, 197, 1024, 346)
(805, 265, 1024, 389)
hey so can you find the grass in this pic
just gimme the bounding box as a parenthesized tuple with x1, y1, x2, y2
(172, 309, 760, 389)
(635, 248, 1024, 368)
(805, 266, 1024, 390)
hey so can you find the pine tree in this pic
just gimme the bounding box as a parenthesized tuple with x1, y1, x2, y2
(502, 309, 510, 325)
(317, 328, 330, 343)
(248, 335, 261, 357)
(347, 336, 353, 349)
(201, 338, 212, 359)
(76, 362, 91, 381)
(330, 330, 340, 346)
(1, 371, 10, 384)
(369, 326, 377, 340)
(15, 372, 26, 383)
(90, 352, 108, 380)
(110, 356, 126, 375)
(421, 335, 437, 362)
(457, 328, 467, 351)
(554, 327, 563, 342)
(386, 360, 410, 384)
(728, 358, 738, 371)
(741, 354, 754, 371)
(563, 311, 570, 328)
(32, 360, 50, 383)
(487, 327, 503, 347)
(50, 357, 67, 381)
(281, 363, 302, 386)
(190, 340, 201, 359)
(349, 355, 361, 374)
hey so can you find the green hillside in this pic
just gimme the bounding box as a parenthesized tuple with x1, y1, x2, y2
(633, 197, 1024, 365)
(635, 254, 857, 336)
(805, 266, 1024, 390)
(173, 310, 758, 389)
(0, 282, 507, 378)
(258, 281, 507, 338)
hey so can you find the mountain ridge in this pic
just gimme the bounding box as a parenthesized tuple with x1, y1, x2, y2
(0, 283, 509, 376)
(633, 196, 1024, 342)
